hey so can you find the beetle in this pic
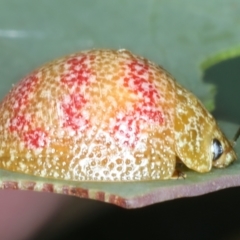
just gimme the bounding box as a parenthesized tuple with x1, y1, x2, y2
(0, 49, 237, 181)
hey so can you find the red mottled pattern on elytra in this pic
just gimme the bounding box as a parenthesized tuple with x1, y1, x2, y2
(60, 55, 94, 131)
(112, 60, 164, 147)
(9, 76, 38, 133)
(8, 75, 49, 149)
(61, 55, 93, 87)
(126, 60, 164, 123)
(60, 93, 89, 131)
(61, 56, 91, 87)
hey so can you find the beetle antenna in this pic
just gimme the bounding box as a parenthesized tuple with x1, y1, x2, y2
(233, 126, 240, 144)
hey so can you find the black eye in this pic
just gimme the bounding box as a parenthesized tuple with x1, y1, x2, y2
(212, 139, 223, 161)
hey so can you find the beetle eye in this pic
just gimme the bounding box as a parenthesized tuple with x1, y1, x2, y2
(212, 139, 223, 161)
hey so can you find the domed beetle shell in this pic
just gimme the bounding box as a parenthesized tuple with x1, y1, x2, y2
(0, 49, 237, 181)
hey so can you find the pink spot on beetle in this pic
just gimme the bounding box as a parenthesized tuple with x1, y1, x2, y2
(23, 128, 49, 149)
(113, 112, 140, 148)
(60, 93, 89, 131)
(9, 115, 29, 132)
(125, 60, 163, 123)
(12, 75, 39, 112)
(61, 55, 94, 88)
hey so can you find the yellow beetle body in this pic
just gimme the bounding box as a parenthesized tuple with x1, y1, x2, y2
(0, 49, 236, 181)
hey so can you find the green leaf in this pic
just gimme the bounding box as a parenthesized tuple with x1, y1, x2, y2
(0, 0, 239, 208)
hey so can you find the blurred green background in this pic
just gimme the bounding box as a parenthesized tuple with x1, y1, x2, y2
(0, 1, 240, 240)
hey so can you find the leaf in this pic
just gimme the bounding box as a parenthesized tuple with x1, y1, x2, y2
(0, 0, 239, 208)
